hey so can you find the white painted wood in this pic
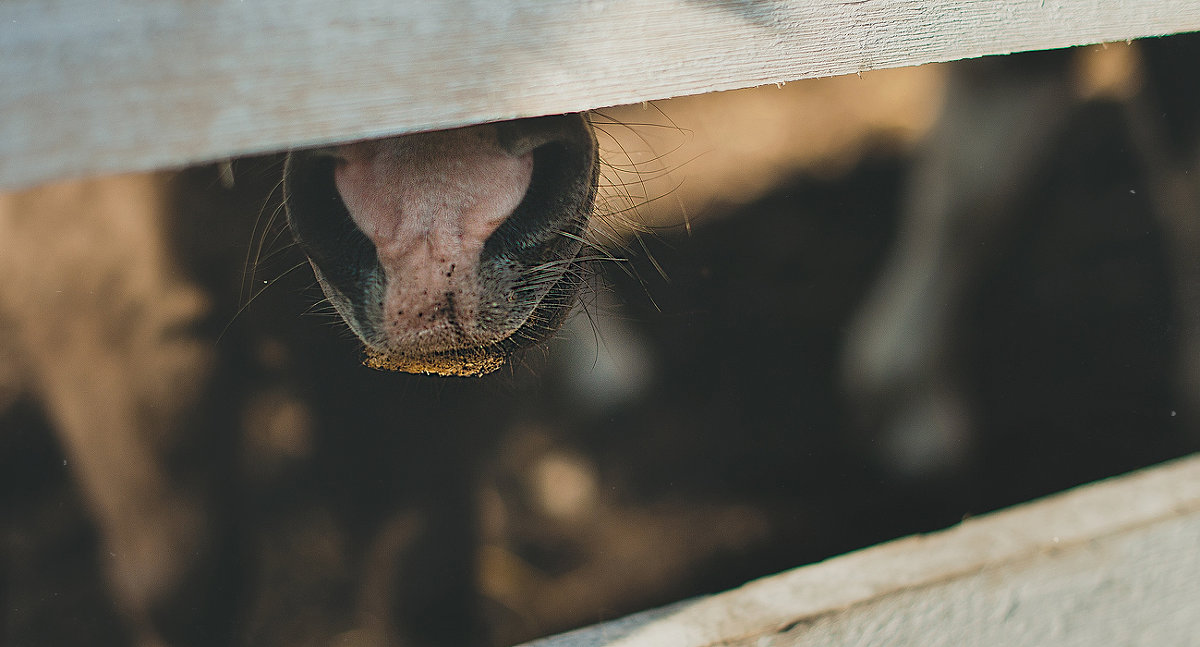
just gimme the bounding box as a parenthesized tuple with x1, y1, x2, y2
(518, 453, 1200, 647)
(3, 0, 1198, 190)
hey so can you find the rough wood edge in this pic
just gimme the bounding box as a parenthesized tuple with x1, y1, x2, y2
(3, 0, 1199, 190)
(518, 452, 1200, 647)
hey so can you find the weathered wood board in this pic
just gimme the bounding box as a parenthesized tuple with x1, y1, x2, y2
(3, 0, 1199, 190)
(519, 453, 1200, 647)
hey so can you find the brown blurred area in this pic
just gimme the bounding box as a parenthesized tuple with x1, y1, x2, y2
(3, 35, 1200, 647)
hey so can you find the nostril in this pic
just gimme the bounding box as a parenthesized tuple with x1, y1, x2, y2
(483, 140, 586, 257)
(496, 114, 593, 157)
(284, 152, 375, 288)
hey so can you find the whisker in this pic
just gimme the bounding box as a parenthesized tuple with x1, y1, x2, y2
(218, 259, 312, 343)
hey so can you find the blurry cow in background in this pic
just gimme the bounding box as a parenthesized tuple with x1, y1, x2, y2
(841, 38, 1200, 478)
(0, 175, 216, 647)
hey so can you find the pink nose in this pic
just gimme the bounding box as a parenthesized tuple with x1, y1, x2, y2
(332, 124, 535, 348)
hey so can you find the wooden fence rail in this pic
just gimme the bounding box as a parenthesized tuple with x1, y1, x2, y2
(3, 0, 1199, 190)
(519, 453, 1200, 647)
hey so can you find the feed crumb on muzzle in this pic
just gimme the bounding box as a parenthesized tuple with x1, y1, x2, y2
(363, 347, 507, 377)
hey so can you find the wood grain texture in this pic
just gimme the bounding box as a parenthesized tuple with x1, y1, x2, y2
(520, 453, 1200, 647)
(3, 0, 1198, 190)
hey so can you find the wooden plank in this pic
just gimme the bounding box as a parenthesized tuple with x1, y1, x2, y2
(519, 453, 1200, 647)
(3, 1, 1199, 190)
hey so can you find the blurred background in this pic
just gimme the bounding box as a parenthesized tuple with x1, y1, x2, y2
(2, 33, 1199, 647)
